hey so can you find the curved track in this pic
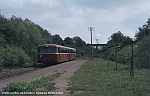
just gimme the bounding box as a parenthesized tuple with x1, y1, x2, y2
(0, 67, 38, 80)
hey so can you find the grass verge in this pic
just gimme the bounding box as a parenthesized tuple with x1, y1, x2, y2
(2, 71, 63, 96)
(68, 58, 150, 96)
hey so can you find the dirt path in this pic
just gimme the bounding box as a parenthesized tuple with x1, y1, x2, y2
(0, 59, 88, 96)
(52, 59, 88, 96)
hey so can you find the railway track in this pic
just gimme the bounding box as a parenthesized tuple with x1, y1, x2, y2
(0, 67, 39, 80)
(0, 59, 85, 80)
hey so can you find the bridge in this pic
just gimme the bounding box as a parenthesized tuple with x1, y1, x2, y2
(87, 44, 107, 51)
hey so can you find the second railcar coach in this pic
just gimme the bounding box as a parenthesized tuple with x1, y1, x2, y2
(37, 44, 76, 65)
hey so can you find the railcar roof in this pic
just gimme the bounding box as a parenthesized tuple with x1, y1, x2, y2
(38, 44, 76, 50)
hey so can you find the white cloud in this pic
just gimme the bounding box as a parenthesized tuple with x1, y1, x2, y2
(31, 0, 61, 8)
(1, 0, 25, 7)
(0, 0, 150, 44)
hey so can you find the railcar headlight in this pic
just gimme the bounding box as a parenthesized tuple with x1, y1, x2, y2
(40, 55, 42, 57)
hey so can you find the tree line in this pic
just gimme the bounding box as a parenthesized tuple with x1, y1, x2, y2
(105, 18, 150, 69)
(134, 19, 149, 69)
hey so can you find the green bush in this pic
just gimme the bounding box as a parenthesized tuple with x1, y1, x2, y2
(4, 82, 33, 92)
(3, 46, 30, 67)
(0, 47, 5, 71)
(103, 51, 131, 65)
(117, 54, 131, 65)
(27, 48, 37, 65)
(109, 53, 115, 61)
(134, 36, 149, 69)
(0, 47, 4, 66)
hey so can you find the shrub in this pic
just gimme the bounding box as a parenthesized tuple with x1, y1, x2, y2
(27, 48, 37, 65)
(117, 54, 131, 65)
(0, 47, 4, 67)
(3, 46, 30, 67)
(109, 53, 115, 61)
(134, 36, 149, 69)
(4, 82, 33, 92)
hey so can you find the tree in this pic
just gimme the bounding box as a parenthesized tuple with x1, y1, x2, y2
(135, 24, 149, 42)
(0, 15, 53, 68)
(52, 34, 65, 45)
(134, 36, 149, 68)
(73, 36, 86, 47)
(0, 47, 4, 67)
(111, 31, 124, 43)
(107, 31, 132, 46)
(0, 32, 5, 46)
(64, 37, 74, 45)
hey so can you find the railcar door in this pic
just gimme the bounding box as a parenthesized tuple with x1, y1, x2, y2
(58, 48, 61, 62)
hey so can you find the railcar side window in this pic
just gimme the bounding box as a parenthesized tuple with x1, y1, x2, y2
(60, 48, 69, 53)
(70, 49, 76, 53)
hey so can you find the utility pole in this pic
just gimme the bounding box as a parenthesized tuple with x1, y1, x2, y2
(95, 39, 99, 51)
(88, 27, 94, 60)
(115, 44, 121, 69)
(130, 40, 134, 76)
(107, 37, 111, 66)
(115, 45, 118, 69)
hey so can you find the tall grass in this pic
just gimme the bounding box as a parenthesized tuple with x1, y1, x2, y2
(68, 58, 150, 96)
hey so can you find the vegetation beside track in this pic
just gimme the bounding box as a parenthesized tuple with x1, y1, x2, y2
(3, 71, 63, 96)
(68, 58, 150, 96)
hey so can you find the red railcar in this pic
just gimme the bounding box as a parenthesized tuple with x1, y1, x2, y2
(37, 44, 76, 65)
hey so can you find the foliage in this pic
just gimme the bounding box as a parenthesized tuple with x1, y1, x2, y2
(73, 36, 86, 47)
(3, 72, 62, 92)
(0, 15, 52, 68)
(72, 36, 90, 57)
(68, 59, 150, 96)
(135, 19, 150, 42)
(52, 34, 65, 45)
(107, 31, 132, 47)
(0, 14, 92, 69)
(64, 36, 90, 57)
(0, 14, 90, 68)
(105, 22, 149, 69)
(0, 47, 4, 65)
(0, 47, 4, 72)
(134, 36, 149, 69)
(31, 73, 61, 91)
(2, 46, 30, 67)
(64, 37, 74, 45)
(0, 32, 6, 46)
(4, 82, 33, 92)
(110, 31, 124, 43)
(133, 18, 149, 69)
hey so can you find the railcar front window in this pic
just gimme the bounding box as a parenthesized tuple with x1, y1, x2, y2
(47, 48, 57, 53)
(38, 47, 57, 53)
(38, 48, 46, 53)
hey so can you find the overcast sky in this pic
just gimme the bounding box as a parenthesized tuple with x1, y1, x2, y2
(0, 0, 150, 44)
